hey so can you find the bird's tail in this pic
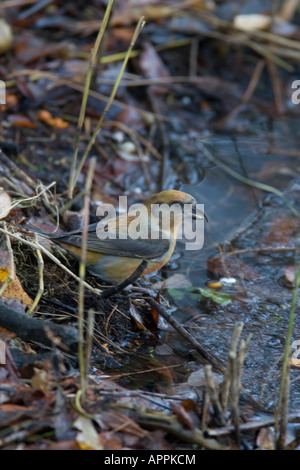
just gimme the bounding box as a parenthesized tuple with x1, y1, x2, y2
(17, 223, 63, 239)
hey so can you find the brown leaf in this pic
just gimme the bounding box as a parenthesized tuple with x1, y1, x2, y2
(8, 114, 37, 128)
(207, 255, 260, 281)
(74, 416, 103, 450)
(0, 244, 32, 310)
(170, 402, 195, 429)
(38, 110, 68, 129)
(262, 217, 299, 247)
(129, 300, 148, 331)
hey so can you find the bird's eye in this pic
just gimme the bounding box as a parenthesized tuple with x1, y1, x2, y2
(152, 200, 185, 208)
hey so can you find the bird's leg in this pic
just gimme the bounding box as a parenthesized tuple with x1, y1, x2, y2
(100, 259, 148, 299)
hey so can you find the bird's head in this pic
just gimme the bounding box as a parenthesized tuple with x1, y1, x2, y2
(143, 190, 206, 237)
(145, 189, 196, 207)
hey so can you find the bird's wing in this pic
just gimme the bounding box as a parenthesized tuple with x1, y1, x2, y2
(23, 223, 171, 260)
(56, 232, 171, 260)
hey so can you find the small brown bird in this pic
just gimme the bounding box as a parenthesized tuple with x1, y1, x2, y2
(27, 190, 205, 284)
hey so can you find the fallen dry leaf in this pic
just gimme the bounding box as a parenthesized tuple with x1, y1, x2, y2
(38, 110, 69, 129)
(262, 217, 299, 247)
(207, 255, 260, 281)
(0, 243, 32, 310)
(74, 416, 103, 450)
(8, 114, 37, 128)
(0, 188, 11, 219)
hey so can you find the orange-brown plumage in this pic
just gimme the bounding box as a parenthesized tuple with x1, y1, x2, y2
(27, 190, 204, 283)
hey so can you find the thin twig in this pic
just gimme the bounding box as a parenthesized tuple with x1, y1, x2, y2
(207, 410, 300, 438)
(266, 58, 284, 115)
(27, 233, 44, 314)
(204, 364, 226, 426)
(68, 0, 115, 199)
(215, 59, 265, 128)
(221, 321, 244, 411)
(279, 0, 299, 21)
(146, 297, 225, 373)
(78, 156, 96, 399)
(71, 16, 146, 195)
(275, 267, 300, 449)
(85, 308, 95, 384)
(231, 335, 252, 447)
(0, 227, 102, 296)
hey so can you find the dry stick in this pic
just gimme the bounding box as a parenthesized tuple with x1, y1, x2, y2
(280, 0, 299, 21)
(1, 0, 38, 8)
(266, 58, 284, 115)
(104, 120, 162, 161)
(17, 0, 53, 19)
(0, 150, 36, 193)
(215, 59, 265, 128)
(0, 150, 57, 217)
(277, 357, 291, 450)
(68, 0, 115, 199)
(243, 37, 294, 72)
(201, 389, 210, 430)
(204, 364, 226, 426)
(90, 1, 113, 91)
(71, 16, 146, 196)
(212, 246, 298, 262)
(209, 409, 300, 438)
(78, 157, 96, 399)
(69, 37, 193, 65)
(0, 299, 78, 353)
(7, 181, 56, 214)
(221, 321, 244, 411)
(252, 28, 300, 53)
(231, 335, 252, 448)
(84, 308, 95, 390)
(275, 268, 300, 449)
(177, 19, 294, 72)
(116, 403, 228, 450)
(36, 11, 300, 67)
(0, 227, 102, 296)
(105, 303, 118, 339)
(147, 297, 225, 374)
(27, 233, 44, 314)
(12, 69, 169, 123)
(60, 185, 91, 213)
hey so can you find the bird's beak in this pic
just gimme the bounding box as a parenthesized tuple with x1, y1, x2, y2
(191, 205, 208, 222)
